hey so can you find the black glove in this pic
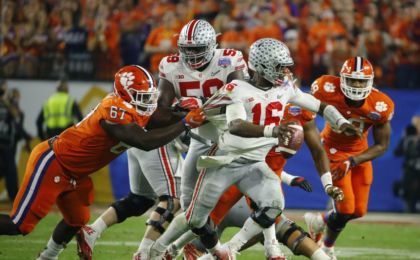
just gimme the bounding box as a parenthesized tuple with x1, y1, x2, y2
(290, 177, 312, 192)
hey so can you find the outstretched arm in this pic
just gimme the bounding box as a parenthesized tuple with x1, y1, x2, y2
(100, 109, 205, 151)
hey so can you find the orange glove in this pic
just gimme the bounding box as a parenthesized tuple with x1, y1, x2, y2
(183, 108, 206, 129)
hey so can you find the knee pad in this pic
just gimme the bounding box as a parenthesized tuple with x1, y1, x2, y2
(276, 219, 309, 255)
(251, 207, 282, 228)
(191, 218, 218, 249)
(146, 196, 176, 234)
(326, 212, 355, 232)
(111, 192, 155, 223)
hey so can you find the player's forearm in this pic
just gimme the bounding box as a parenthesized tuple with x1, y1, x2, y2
(352, 144, 388, 165)
(137, 121, 188, 151)
(228, 119, 265, 137)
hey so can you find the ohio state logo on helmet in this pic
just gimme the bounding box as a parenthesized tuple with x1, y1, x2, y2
(340, 57, 374, 101)
(114, 65, 159, 116)
(177, 19, 217, 69)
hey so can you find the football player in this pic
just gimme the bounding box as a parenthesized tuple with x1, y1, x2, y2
(0, 65, 206, 260)
(128, 19, 248, 260)
(304, 57, 394, 259)
(167, 105, 337, 260)
(150, 38, 359, 260)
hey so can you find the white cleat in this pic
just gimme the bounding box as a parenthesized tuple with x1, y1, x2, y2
(321, 245, 337, 260)
(132, 249, 151, 260)
(304, 212, 325, 245)
(76, 225, 98, 260)
(211, 244, 236, 260)
(264, 240, 287, 260)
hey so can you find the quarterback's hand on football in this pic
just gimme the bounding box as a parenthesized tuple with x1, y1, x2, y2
(290, 177, 313, 192)
(325, 185, 344, 201)
(331, 158, 355, 181)
(339, 122, 362, 138)
(183, 108, 206, 129)
(273, 124, 293, 144)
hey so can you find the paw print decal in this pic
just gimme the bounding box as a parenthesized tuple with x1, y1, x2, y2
(120, 72, 135, 88)
(375, 101, 388, 112)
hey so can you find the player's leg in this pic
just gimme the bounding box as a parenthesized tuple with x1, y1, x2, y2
(352, 162, 373, 219)
(77, 149, 156, 259)
(149, 144, 218, 258)
(8, 142, 76, 259)
(185, 161, 238, 260)
(134, 144, 182, 258)
(41, 177, 94, 260)
(180, 138, 211, 210)
(314, 167, 356, 259)
(230, 162, 285, 259)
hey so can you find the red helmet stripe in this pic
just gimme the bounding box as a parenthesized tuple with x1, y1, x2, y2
(187, 19, 199, 42)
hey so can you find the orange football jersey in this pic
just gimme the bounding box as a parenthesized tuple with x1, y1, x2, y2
(53, 94, 150, 176)
(311, 75, 394, 160)
(265, 104, 316, 170)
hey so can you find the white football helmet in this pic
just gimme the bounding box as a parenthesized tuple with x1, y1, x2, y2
(178, 19, 217, 69)
(249, 38, 294, 85)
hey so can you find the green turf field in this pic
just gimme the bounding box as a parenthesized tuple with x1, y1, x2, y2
(0, 213, 419, 260)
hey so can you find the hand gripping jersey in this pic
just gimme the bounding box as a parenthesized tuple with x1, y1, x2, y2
(159, 48, 248, 142)
(311, 75, 394, 160)
(52, 94, 150, 176)
(217, 79, 306, 161)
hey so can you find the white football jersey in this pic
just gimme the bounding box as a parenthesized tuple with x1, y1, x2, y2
(218, 79, 304, 161)
(159, 49, 248, 142)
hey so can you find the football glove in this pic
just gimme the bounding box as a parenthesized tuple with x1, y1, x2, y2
(183, 108, 206, 129)
(290, 177, 313, 192)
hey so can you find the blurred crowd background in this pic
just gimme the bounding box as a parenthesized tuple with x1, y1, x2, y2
(0, 0, 419, 88)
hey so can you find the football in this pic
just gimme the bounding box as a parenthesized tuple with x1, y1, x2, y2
(275, 122, 304, 159)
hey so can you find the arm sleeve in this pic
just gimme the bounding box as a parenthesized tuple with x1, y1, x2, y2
(226, 102, 246, 124)
(289, 91, 321, 113)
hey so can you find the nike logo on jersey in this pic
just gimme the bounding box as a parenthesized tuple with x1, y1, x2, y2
(211, 70, 221, 77)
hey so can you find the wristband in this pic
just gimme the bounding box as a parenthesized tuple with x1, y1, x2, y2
(320, 172, 333, 192)
(263, 125, 276, 137)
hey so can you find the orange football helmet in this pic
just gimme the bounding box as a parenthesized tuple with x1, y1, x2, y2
(340, 57, 374, 100)
(114, 65, 158, 116)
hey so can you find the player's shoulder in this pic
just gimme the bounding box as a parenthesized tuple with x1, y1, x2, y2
(366, 88, 395, 120)
(100, 94, 136, 113)
(159, 53, 182, 77)
(369, 88, 394, 107)
(311, 75, 341, 99)
(214, 48, 246, 69)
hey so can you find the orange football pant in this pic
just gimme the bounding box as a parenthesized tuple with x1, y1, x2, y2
(210, 154, 285, 225)
(331, 160, 373, 217)
(9, 141, 94, 234)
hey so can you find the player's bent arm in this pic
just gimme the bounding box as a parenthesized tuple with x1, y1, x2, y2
(303, 119, 330, 176)
(227, 70, 244, 83)
(227, 103, 266, 137)
(351, 121, 391, 165)
(100, 119, 187, 151)
(146, 107, 184, 130)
